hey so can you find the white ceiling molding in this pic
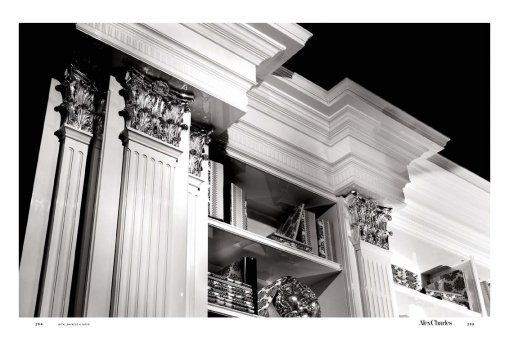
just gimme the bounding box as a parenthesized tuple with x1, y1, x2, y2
(76, 23, 311, 128)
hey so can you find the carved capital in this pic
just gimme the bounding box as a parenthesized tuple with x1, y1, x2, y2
(119, 68, 194, 147)
(55, 63, 105, 135)
(346, 191, 393, 250)
(188, 124, 213, 177)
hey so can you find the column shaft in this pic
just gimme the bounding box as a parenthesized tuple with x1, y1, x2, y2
(38, 125, 92, 316)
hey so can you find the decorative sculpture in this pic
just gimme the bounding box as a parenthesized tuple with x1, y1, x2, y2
(258, 276, 321, 317)
(119, 68, 194, 147)
(346, 191, 393, 250)
(55, 63, 105, 135)
(189, 124, 213, 177)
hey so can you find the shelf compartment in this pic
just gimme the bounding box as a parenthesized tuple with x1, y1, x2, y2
(394, 284, 481, 318)
(207, 304, 261, 318)
(208, 218, 342, 285)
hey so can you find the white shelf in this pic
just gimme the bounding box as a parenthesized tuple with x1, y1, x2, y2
(394, 284, 482, 318)
(208, 218, 342, 284)
(207, 304, 261, 318)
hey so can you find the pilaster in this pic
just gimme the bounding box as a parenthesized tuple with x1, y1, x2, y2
(38, 125, 92, 316)
(186, 124, 212, 317)
(35, 64, 105, 317)
(110, 68, 192, 316)
(345, 191, 398, 317)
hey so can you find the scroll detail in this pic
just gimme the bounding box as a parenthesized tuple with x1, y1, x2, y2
(346, 191, 393, 250)
(189, 124, 213, 176)
(55, 63, 105, 135)
(119, 68, 194, 147)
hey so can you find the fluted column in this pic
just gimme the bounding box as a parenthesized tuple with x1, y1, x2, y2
(345, 191, 398, 317)
(37, 64, 104, 317)
(186, 124, 213, 317)
(110, 68, 193, 317)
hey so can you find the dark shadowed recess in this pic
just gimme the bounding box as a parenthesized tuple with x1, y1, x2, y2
(284, 23, 490, 181)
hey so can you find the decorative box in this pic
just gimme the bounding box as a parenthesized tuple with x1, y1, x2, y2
(391, 264, 421, 290)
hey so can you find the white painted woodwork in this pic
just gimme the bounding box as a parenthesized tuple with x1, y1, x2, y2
(84, 77, 125, 316)
(110, 127, 184, 317)
(394, 284, 482, 318)
(20, 79, 62, 317)
(185, 133, 209, 317)
(453, 257, 487, 316)
(353, 241, 398, 317)
(73, 136, 102, 316)
(207, 304, 260, 318)
(186, 173, 207, 317)
(208, 218, 341, 283)
(336, 197, 363, 317)
(39, 125, 92, 317)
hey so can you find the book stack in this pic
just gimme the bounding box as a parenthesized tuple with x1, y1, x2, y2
(208, 257, 257, 315)
(208, 272, 256, 315)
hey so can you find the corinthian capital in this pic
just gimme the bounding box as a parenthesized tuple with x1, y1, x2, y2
(119, 68, 194, 147)
(54, 63, 105, 135)
(189, 124, 213, 177)
(346, 191, 393, 250)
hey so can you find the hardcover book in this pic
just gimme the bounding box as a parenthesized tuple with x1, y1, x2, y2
(316, 219, 333, 260)
(230, 183, 248, 230)
(300, 210, 318, 256)
(208, 160, 224, 220)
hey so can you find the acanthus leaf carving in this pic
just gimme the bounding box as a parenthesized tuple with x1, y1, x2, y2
(119, 68, 194, 147)
(346, 191, 393, 250)
(189, 124, 213, 177)
(55, 63, 105, 135)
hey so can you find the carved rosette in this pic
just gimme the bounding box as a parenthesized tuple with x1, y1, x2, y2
(188, 124, 213, 177)
(346, 191, 393, 250)
(55, 64, 105, 135)
(119, 68, 194, 147)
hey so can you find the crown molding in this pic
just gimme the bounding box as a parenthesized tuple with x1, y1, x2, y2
(405, 158, 490, 236)
(391, 206, 490, 269)
(226, 120, 335, 200)
(269, 73, 450, 149)
(428, 154, 490, 192)
(78, 23, 257, 113)
(182, 23, 285, 67)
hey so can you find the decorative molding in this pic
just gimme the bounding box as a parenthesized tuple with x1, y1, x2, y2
(427, 154, 490, 193)
(119, 127, 183, 160)
(119, 68, 193, 148)
(188, 124, 213, 177)
(182, 23, 285, 66)
(346, 191, 393, 250)
(76, 23, 256, 113)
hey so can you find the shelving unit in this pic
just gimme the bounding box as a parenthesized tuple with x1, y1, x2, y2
(395, 284, 481, 318)
(208, 218, 342, 282)
(207, 146, 348, 317)
(207, 304, 261, 318)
